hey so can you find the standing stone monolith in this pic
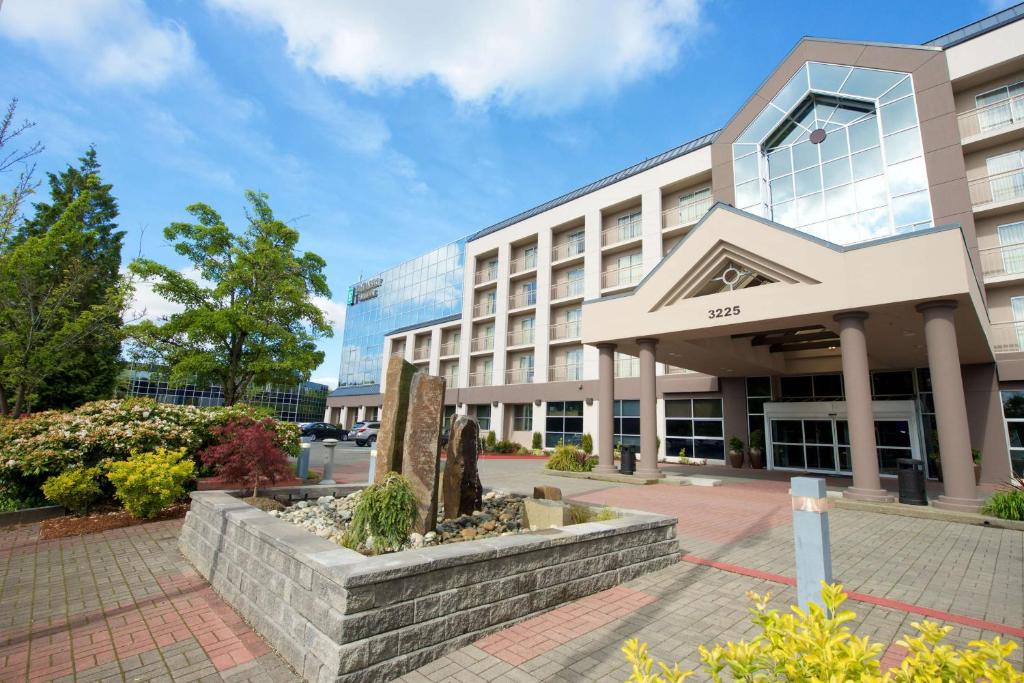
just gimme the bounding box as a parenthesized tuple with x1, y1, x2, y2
(401, 373, 447, 534)
(442, 415, 482, 519)
(374, 356, 418, 483)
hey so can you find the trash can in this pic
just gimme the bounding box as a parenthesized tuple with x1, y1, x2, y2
(897, 458, 927, 505)
(619, 445, 636, 475)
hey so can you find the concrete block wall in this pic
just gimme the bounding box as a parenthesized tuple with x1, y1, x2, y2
(180, 489, 678, 682)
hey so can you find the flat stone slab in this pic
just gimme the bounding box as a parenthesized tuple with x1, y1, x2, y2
(833, 497, 1024, 531)
(665, 476, 720, 487)
(545, 470, 670, 485)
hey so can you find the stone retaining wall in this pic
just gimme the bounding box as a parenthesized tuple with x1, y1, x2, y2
(180, 488, 678, 682)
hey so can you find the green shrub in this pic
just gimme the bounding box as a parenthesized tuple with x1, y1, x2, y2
(546, 441, 596, 472)
(982, 479, 1024, 521)
(749, 428, 764, 450)
(491, 439, 522, 454)
(622, 583, 1022, 682)
(580, 433, 593, 454)
(531, 432, 542, 450)
(107, 447, 196, 519)
(42, 467, 103, 514)
(484, 430, 497, 451)
(568, 503, 618, 524)
(343, 472, 417, 552)
(728, 435, 744, 452)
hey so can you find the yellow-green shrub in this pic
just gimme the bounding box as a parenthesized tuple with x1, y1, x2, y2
(42, 467, 103, 514)
(106, 447, 195, 519)
(545, 441, 596, 472)
(622, 583, 1022, 682)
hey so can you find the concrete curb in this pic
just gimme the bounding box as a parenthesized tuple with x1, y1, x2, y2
(0, 505, 64, 528)
(833, 497, 1024, 531)
(543, 470, 663, 485)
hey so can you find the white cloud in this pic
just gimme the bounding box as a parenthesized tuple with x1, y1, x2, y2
(208, 0, 704, 110)
(314, 296, 348, 336)
(126, 269, 191, 322)
(0, 0, 195, 87)
(311, 375, 338, 390)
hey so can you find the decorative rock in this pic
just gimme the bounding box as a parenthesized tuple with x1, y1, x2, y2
(533, 485, 563, 501)
(523, 498, 572, 530)
(374, 356, 418, 482)
(442, 415, 483, 519)
(460, 528, 477, 540)
(401, 373, 447, 534)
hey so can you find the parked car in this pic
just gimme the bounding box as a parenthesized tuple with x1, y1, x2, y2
(352, 421, 380, 446)
(347, 421, 366, 440)
(299, 422, 348, 442)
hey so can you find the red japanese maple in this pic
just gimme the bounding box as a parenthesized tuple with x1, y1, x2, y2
(201, 417, 293, 498)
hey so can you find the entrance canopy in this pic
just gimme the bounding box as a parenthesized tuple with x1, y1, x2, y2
(582, 204, 991, 376)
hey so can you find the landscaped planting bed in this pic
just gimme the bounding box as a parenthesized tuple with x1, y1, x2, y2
(180, 486, 678, 682)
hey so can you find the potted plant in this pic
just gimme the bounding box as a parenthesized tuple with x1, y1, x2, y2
(748, 429, 765, 469)
(972, 448, 982, 484)
(727, 436, 745, 468)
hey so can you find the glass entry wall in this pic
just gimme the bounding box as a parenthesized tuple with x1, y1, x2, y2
(765, 400, 918, 476)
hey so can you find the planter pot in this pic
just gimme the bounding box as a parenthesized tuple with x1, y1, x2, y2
(748, 447, 764, 469)
(727, 449, 744, 468)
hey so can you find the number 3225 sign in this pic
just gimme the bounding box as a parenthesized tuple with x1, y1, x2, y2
(708, 306, 740, 319)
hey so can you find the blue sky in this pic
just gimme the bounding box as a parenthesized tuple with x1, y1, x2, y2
(0, 0, 1011, 387)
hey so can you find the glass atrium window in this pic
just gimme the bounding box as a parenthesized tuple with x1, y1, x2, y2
(733, 63, 932, 245)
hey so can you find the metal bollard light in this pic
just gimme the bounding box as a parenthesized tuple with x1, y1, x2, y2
(367, 449, 377, 484)
(791, 477, 833, 611)
(297, 442, 311, 480)
(320, 438, 338, 485)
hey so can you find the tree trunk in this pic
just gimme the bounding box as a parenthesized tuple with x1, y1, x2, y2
(0, 384, 8, 416)
(12, 383, 26, 418)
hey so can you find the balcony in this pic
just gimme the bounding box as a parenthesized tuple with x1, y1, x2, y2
(412, 346, 430, 362)
(505, 367, 535, 384)
(549, 321, 581, 342)
(958, 96, 1024, 147)
(510, 252, 538, 275)
(601, 223, 642, 248)
(506, 328, 535, 347)
(601, 264, 643, 290)
(472, 300, 497, 319)
(980, 242, 1024, 283)
(548, 363, 583, 382)
(550, 279, 585, 301)
(474, 265, 498, 286)
(551, 239, 586, 263)
(438, 340, 460, 357)
(470, 336, 494, 353)
(991, 321, 1024, 354)
(443, 371, 460, 386)
(969, 168, 1024, 215)
(508, 290, 537, 310)
(662, 194, 713, 232)
(468, 370, 493, 387)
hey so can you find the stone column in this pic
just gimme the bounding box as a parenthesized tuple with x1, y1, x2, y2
(836, 312, 893, 502)
(595, 343, 617, 474)
(401, 374, 447, 533)
(917, 301, 984, 512)
(637, 338, 663, 478)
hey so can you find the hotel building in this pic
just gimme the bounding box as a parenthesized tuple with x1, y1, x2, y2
(328, 5, 1024, 511)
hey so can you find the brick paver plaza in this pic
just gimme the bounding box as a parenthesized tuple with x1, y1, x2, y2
(1, 461, 1021, 682)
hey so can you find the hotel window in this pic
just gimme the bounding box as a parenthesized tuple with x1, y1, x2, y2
(564, 347, 583, 380)
(1012, 297, 1024, 353)
(567, 267, 585, 296)
(679, 187, 711, 224)
(998, 221, 1024, 274)
(517, 354, 535, 383)
(522, 280, 537, 305)
(779, 374, 843, 401)
(565, 308, 582, 339)
(734, 63, 931, 244)
(567, 229, 585, 256)
(616, 210, 642, 241)
(485, 257, 498, 280)
(976, 80, 1024, 132)
(746, 376, 773, 438)
(545, 401, 583, 447)
(870, 371, 914, 400)
(986, 150, 1024, 204)
(614, 352, 639, 378)
(524, 245, 538, 269)
(444, 405, 457, 426)
(512, 404, 533, 432)
(474, 404, 492, 431)
(614, 399, 641, 448)
(999, 390, 1024, 476)
(665, 398, 724, 460)
(916, 368, 940, 480)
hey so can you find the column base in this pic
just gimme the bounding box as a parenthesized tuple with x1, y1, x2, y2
(843, 487, 895, 503)
(592, 465, 618, 475)
(931, 494, 984, 513)
(635, 469, 665, 479)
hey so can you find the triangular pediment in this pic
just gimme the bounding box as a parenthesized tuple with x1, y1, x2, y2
(654, 238, 820, 310)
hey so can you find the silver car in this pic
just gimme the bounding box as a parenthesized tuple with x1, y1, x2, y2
(352, 421, 380, 446)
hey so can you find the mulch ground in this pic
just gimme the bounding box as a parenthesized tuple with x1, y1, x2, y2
(39, 502, 191, 540)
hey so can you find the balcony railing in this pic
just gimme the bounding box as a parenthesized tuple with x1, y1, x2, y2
(438, 341, 460, 357)
(969, 168, 1024, 207)
(551, 239, 586, 262)
(474, 266, 498, 285)
(958, 96, 1024, 139)
(992, 321, 1024, 353)
(510, 252, 538, 274)
(549, 321, 581, 341)
(443, 371, 459, 386)
(506, 367, 535, 384)
(508, 290, 537, 309)
(548, 363, 583, 382)
(601, 264, 643, 289)
(468, 371, 493, 387)
(412, 346, 430, 361)
(980, 242, 1024, 280)
(507, 328, 535, 346)
(662, 194, 713, 231)
(470, 336, 494, 353)
(473, 300, 497, 318)
(550, 279, 584, 300)
(601, 223, 642, 247)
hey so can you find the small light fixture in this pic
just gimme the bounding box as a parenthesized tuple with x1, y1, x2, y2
(492, 401, 499, 407)
(585, 398, 594, 405)
(534, 399, 542, 406)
